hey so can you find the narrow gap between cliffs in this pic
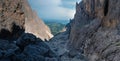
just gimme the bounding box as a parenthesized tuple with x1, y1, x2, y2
(104, 0, 109, 16)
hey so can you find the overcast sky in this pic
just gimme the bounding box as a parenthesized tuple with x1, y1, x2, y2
(28, 0, 81, 21)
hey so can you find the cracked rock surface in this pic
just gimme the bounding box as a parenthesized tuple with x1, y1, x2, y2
(68, 0, 120, 61)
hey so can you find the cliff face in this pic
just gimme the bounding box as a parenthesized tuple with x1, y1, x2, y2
(23, 0, 53, 41)
(0, 0, 25, 40)
(0, 0, 52, 41)
(0, 0, 56, 61)
(68, 0, 120, 61)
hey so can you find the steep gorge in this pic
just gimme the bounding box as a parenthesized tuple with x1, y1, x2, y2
(0, 0, 120, 61)
(48, 0, 120, 61)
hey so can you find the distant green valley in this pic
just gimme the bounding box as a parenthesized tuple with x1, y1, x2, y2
(45, 21, 66, 35)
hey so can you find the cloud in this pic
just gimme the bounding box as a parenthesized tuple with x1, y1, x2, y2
(28, 0, 81, 21)
(40, 6, 75, 20)
(61, 0, 81, 9)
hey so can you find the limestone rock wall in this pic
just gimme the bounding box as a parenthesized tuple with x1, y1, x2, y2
(23, 0, 53, 41)
(0, 0, 25, 40)
(68, 0, 120, 61)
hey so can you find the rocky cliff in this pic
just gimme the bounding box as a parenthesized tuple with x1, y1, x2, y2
(0, 0, 53, 41)
(0, 0, 25, 40)
(23, 0, 53, 41)
(68, 0, 120, 61)
(1, 0, 120, 61)
(0, 0, 56, 61)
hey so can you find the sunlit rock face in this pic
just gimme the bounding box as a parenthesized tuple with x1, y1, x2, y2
(0, 0, 53, 41)
(68, 0, 120, 61)
(23, 0, 53, 41)
(0, 0, 25, 40)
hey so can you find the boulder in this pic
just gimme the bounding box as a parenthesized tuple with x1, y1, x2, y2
(45, 57, 58, 61)
(0, 39, 19, 60)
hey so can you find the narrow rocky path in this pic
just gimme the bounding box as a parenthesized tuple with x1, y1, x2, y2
(46, 32, 88, 61)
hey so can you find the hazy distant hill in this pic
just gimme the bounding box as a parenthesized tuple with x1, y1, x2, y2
(45, 21, 66, 35)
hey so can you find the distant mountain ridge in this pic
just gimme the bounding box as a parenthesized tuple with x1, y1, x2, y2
(44, 20, 69, 24)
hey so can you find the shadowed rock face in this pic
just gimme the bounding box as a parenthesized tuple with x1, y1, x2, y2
(68, 0, 120, 61)
(0, 0, 25, 40)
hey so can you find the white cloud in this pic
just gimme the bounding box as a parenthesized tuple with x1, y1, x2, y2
(39, 0, 61, 7)
(39, 5, 75, 20)
(28, 0, 76, 20)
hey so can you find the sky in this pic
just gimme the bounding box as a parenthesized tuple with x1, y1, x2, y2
(28, 0, 81, 22)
